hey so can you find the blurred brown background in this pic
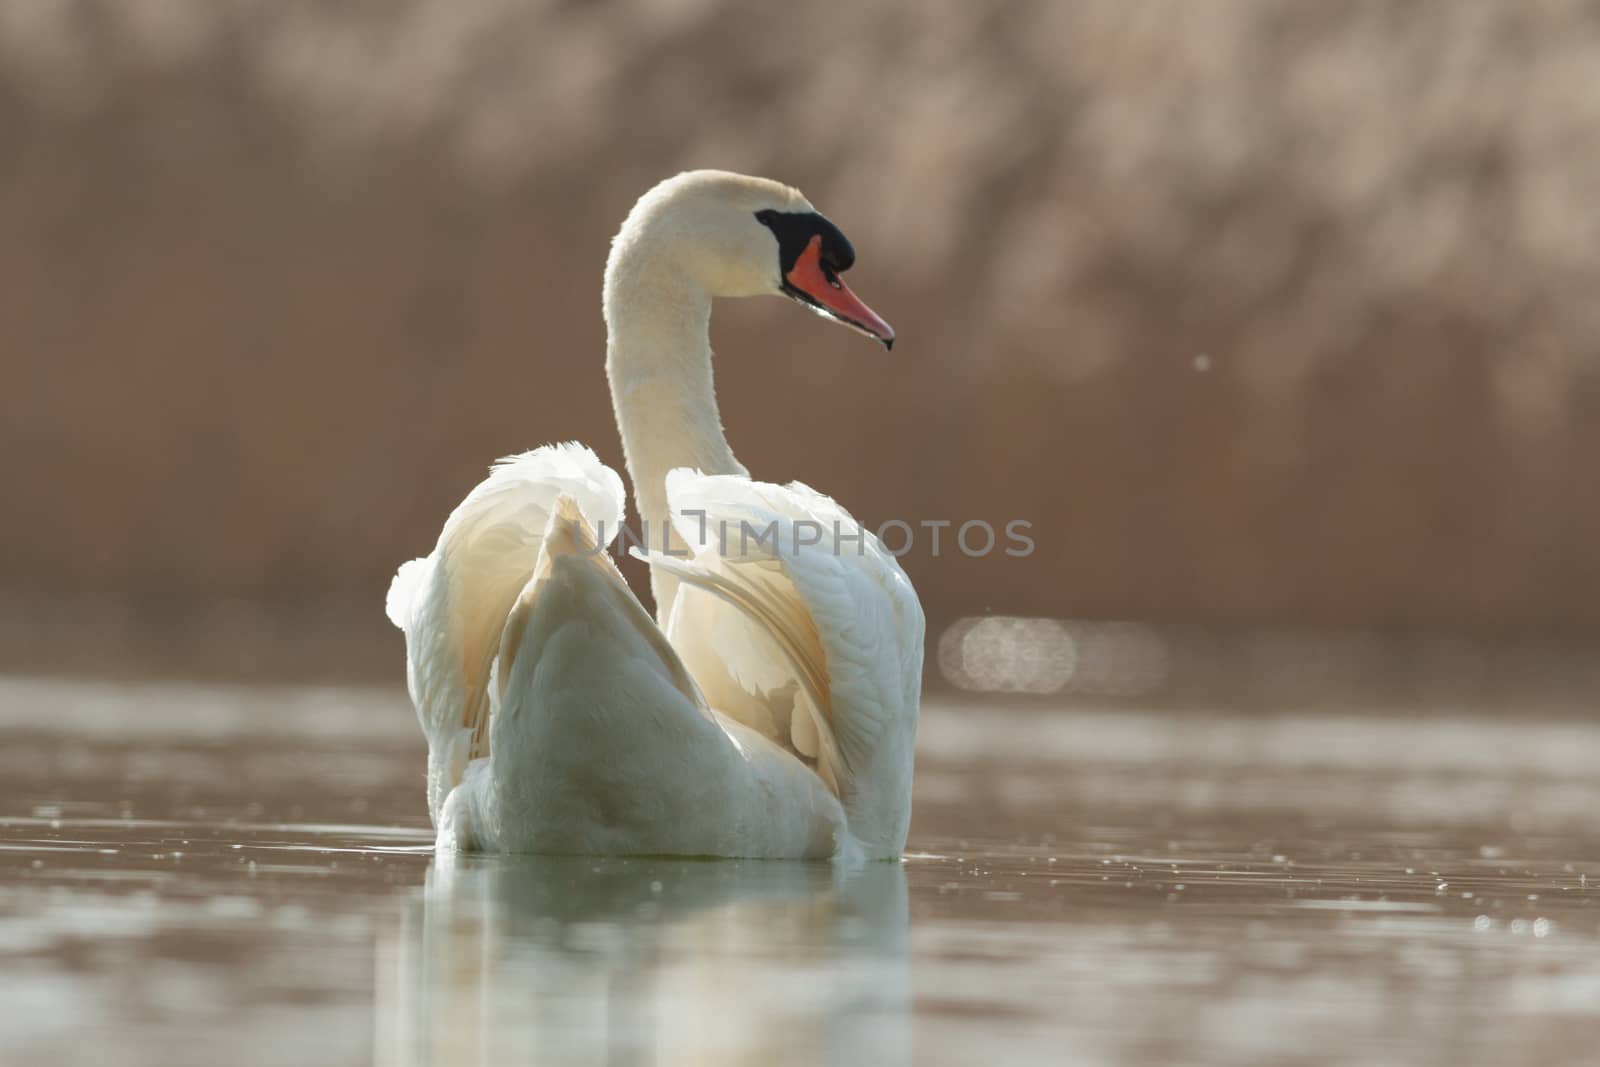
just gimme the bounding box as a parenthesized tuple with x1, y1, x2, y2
(2, 2, 1597, 696)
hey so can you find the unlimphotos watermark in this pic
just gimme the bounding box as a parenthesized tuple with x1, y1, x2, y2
(577, 511, 1035, 559)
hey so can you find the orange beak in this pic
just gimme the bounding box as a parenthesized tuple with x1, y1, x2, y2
(784, 235, 896, 349)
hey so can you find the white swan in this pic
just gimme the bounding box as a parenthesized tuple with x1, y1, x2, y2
(385, 171, 923, 861)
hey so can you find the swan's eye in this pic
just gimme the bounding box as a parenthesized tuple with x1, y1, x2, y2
(754, 209, 778, 225)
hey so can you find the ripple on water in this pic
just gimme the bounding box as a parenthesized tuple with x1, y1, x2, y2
(2, 682, 1600, 1066)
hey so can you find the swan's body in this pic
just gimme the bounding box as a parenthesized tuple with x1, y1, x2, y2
(387, 171, 921, 861)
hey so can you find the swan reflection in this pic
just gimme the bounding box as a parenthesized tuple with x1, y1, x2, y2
(377, 855, 910, 1066)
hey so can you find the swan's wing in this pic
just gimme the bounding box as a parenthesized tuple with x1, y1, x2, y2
(384, 442, 625, 823)
(638, 470, 924, 854)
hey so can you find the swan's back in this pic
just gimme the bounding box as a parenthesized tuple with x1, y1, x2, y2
(388, 449, 845, 858)
(478, 497, 842, 857)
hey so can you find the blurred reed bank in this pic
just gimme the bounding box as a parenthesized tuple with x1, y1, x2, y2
(2, 2, 1597, 696)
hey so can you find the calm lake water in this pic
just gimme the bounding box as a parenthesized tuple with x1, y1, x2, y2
(3, 676, 1599, 1065)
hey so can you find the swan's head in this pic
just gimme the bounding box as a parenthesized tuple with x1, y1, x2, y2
(611, 170, 895, 349)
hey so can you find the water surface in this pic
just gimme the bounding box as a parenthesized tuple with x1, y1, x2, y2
(3, 677, 1599, 1065)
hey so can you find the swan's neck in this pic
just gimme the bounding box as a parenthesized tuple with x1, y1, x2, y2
(605, 251, 745, 620)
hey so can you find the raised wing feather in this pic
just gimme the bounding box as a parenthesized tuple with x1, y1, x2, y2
(385, 442, 625, 823)
(639, 470, 924, 854)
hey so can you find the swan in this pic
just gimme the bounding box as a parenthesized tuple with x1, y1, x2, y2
(385, 171, 923, 861)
